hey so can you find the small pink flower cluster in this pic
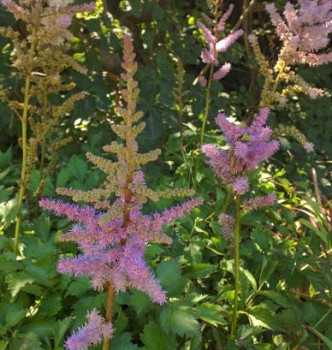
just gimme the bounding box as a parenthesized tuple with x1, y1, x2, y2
(197, 4, 243, 86)
(65, 310, 113, 350)
(202, 107, 279, 198)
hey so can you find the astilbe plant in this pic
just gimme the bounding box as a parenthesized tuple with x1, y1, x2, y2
(250, 0, 332, 106)
(202, 107, 279, 336)
(195, 1, 243, 144)
(0, 0, 94, 253)
(248, 0, 331, 153)
(40, 34, 203, 350)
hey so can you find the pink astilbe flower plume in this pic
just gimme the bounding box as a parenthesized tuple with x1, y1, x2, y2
(202, 107, 279, 209)
(250, 1, 331, 107)
(266, 0, 332, 66)
(196, 3, 243, 84)
(65, 310, 113, 350)
(40, 34, 202, 348)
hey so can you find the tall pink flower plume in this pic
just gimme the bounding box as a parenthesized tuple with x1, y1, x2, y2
(266, 1, 332, 66)
(196, 3, 243, 82)
(202, 108, 279, 201)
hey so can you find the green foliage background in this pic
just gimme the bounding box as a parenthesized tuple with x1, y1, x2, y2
(0, 0, 331, 349)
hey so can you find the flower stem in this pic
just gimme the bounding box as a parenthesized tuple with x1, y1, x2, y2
(14, 27, 37, 254)
(200, 62, 214, 145)
(231, 195, 241, 337)
(102, 283, 115, 350)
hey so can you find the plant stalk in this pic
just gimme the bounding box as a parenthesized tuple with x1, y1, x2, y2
(102, 283, 115, 350)
(200, 61, 215, 146)
(231, 195, 241, 336)
(14, 27, 37, 254)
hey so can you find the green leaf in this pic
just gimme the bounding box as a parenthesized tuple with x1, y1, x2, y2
(141, 321, 177, 350)
(6, 307, 26, 327)
(160, 302, 200, 337)
(66, 278, 91, 297)
(25, 264, 56, 287)
(24, 240, 57, 260)
(0, 340, 8, 350)
(20, 318, 55, 337)
(307, 326, 332, 350)
(33, 215, 51, 242)
(0, 197, 18, 226)
(0, 251, 17, 272)
(258, 291, 295, 309)
(241, 268, 257, 292)
(183, 263, 217, 279)
(252, 229, 271, 252)
(247, 305, 284, 331)
(113, 311, 129, 335)
(67, 155, 88, 184)
(196, 302, 227, 327)
(56, 168, 72, 188)
(298, 218, 329, 246)
(239, 325, 265, 340)
(9, 332, 43, 350)
(111, 332, 138, 350)
(6, 272, 34, 298)
(129, 291, 153, 315)
(156, 260, 187, 295)
(53, 317, 72, 347)
(259, 256, 278, 288)
(39, 294, 62, 316)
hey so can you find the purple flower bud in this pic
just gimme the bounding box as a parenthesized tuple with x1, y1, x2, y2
(65, 310, 113, 350)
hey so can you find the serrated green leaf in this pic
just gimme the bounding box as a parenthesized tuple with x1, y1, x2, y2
(20, 318, 55, 337)
(24, 240, 57, 260)
(247, 306, 284, 331)
(160, 302, 200, 337)
(252, 229, 270, 252)
(66, 278, 91, 297)
(258, 291, 295, 309)
(113, 311, 129, 335)
(239, 325, 265, 339)
(39, 294, 62, 316)
(25, 263, 56, 287)
(21, 283, 44, 296)
(0, 197, 17, 226)
(6, 308, 26, 327)
(6, 272, 34, 298)
(183, 263, 217, 278)
(259, 256, 278, 288)
(9, 332, 43, 350)
(33, 215, 51, 242)
(111, 332, 138, 350)
(141, 321, 177, 350)
(53, 317, 72, 347)
(67, 155, 88, 184)
(56, 168, 71, 188)
(241, 268, 257, 291)
(156, 260, 187, 295)
(129, 291, 153, 315)
(0, 252, 17, 272)
(196, 302, 227, 327)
